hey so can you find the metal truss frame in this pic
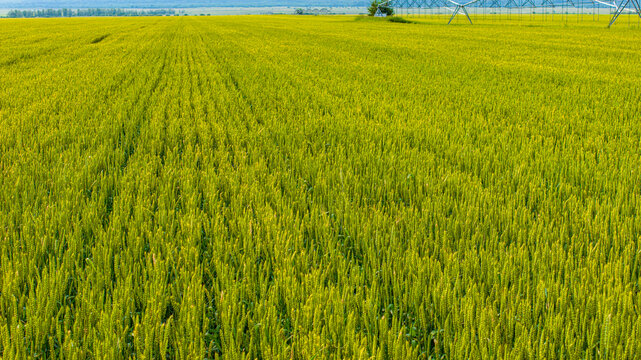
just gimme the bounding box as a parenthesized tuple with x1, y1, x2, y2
(378, 0, 640, 25)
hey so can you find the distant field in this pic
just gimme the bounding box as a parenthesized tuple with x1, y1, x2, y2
(0, 6, 369, 16)
(1, 15, 641, 359)
(177, 6, 367, 15)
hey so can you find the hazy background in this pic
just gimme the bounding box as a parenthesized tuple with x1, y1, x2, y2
(0, 0, 367, 8)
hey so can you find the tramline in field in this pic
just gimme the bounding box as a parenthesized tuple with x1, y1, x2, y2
(378, 0, 641, 26)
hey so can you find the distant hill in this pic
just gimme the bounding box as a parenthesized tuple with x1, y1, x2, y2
(0, 0, 368, 8)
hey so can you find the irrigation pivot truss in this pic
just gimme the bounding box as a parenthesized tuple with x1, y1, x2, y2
(378, 0, 641, 26)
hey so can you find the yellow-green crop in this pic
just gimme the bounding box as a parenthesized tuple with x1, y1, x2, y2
(1, 15, 640, 359)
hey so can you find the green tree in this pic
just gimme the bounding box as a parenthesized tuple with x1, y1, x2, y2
(368, 0, 394, 16)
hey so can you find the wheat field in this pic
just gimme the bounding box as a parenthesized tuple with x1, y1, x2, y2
(1, 15, 640, 359)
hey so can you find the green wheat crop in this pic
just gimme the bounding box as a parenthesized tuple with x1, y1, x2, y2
(1, 15, 640, 359)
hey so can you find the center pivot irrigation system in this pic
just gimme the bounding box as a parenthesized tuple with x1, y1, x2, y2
(376, 0, 641, 26)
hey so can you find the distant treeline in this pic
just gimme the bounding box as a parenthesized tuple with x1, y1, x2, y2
(6, 8, 176, 18)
